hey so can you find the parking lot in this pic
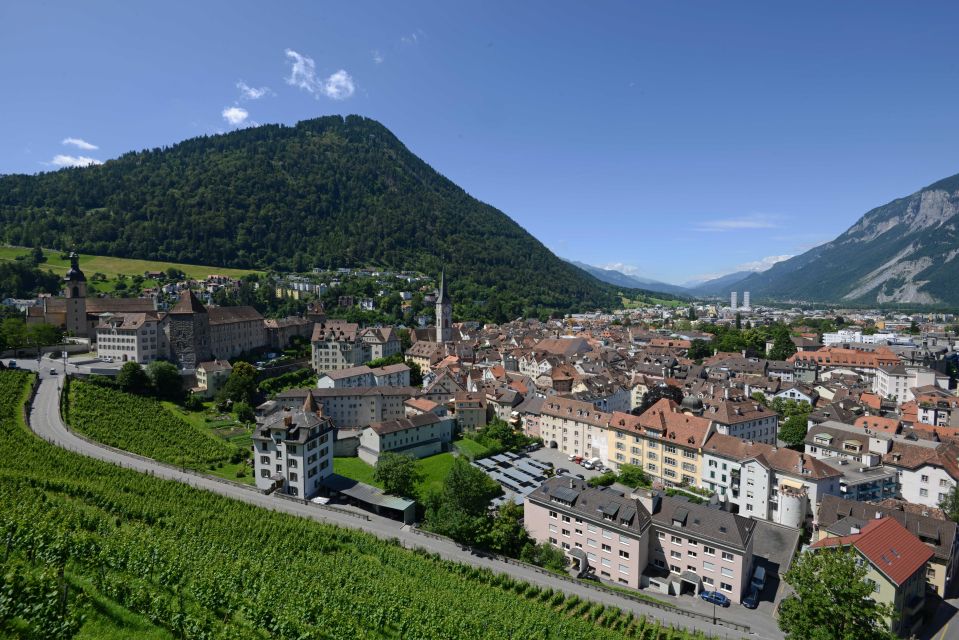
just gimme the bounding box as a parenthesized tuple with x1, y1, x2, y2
(525, 445, 607, 479)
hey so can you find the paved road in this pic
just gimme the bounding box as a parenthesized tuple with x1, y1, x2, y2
(22, 361, 782, 640)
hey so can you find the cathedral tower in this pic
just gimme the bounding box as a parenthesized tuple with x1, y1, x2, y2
(435, 271, 452, 343)
(64, 252, 88, 337)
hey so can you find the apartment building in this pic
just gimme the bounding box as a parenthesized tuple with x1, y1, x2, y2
(524, 478, 756, 602)
(317, 363, 411, 389)
(701, 432, 841, 527)
(454, 391, 488, 430)
(95, 312, 166, 364)
(359, 327, 402, 360)
(539, 396, 612, 461)
(253, 396, 334, 498)
(702, 396, 778, 445)
(358, 413, 455, 465)
(195, 359, 232, 398)
(208, 306, 267, 360)
(310, 321, 371, 373)
(276, 387, 417, 429)
(873, 365, 947, 403)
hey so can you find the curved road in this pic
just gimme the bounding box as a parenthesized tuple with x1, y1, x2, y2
(24, 362, 778, 639)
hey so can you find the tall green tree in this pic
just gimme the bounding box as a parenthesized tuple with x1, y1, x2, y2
(778, 548, 896, 640)
(481, 501, 531, 557)
(373, 453, 421, 497)
(633, 384, 684, 416)
(768, 326, 797, 360)
(219, 361, 258, 405)
(116, 361, 151, 395)
(779, 414, 809, 448)
(939, 485, 959, 523)
(146, 360, 183, 401)
(423, 457, 500, 545)
(25, 323, 63, 356)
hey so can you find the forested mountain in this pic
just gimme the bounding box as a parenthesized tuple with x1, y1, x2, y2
(565, 260, 689, 296)
(735, 172, 959, 305)
(0, 115, 645, 320)
(685, 271, 754, 297)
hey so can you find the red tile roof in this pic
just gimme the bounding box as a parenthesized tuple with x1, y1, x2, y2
(810, 517, 933, 586)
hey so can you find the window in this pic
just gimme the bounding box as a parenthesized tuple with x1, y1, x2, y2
(562, 515, 571, 522)
(602, 529, 613, 539)
(686, 565, 697, 573)
(921, 475, 929, 483)
(619, 535, 630, 545)
(549, 524, 557, 533)
(671, 535, 682, 545)
(687, 550, 697, 558)
(664, 457, 677, 467)
(587, 538, 597, 548)
(920, 488, 929, 497)
(619, 564, 629, 574)
(575, 528, 582, 536)
(587, 552, 597, 561)
(720, 582, 732, 593)
(721, 567, 734, 578)
(587, 523, 597, 532)
(702, 576, 714, 586)
(670, 550, 682, 560)
(688, 539, 698, 547)
(722, 551, 734, 562)
(602, 558, 611, 567)
(601, 543, 611, 552)
(657, 531, 665, 540)
(619, 550, 630, 559)
(940, 479, 950, 488)
(704, 546, 716, 556)
(702, 561, 715, 572)
(562, 529, 570, 537)
(669, 564, 681, 574)
(549, 510, 557, 519)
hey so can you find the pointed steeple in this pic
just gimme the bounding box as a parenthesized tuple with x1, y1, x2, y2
(438, 270, 450, 304)
(303, 391, 319, 415)
(170, 290, 208, 314)
(64, 251, 86, 282)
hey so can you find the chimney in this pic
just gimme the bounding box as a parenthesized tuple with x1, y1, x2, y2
(850, 524, 861, 534)
(632, 488, 661, 515)
(724, 387, 730, 400)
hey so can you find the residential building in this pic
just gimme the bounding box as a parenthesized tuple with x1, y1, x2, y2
(360, 327, 402, 360)
(253, 395, 335, 498)
(524, 478, 756, 602)
(702, 396, 778, 445)
(95, 312, 165, 364)
(454, 391, 488, 430)
(208, 306, 267, 360)
(310, 321, 372, 373)
(701, 432, 841, 527)
(816, 494, 959, 596)
(809, 518, 933, 637)
(317, 363, 411, 389)
(873, 365, 947, 403)
(539, 396, 612, 461)
(195, 359, 232, 398)
(357, 412, 455, 465)
(276, 387, 417, 429)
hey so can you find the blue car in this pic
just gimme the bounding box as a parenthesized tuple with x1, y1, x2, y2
(700, 590, 731, 607)
(742, 587, 760, 609)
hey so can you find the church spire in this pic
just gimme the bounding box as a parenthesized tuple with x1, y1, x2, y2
(438, 269, 450, 304)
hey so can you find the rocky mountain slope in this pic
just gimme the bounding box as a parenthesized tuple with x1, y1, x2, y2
(734, 173, 959, 305)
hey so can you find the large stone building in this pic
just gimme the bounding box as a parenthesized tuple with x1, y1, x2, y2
(165, 291, 212, 370)
(253, 395, 335, 498)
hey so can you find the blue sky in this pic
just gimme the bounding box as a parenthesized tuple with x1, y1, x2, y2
(2, 2, 958, 284)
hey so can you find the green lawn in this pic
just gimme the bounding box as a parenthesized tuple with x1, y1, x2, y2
(453, 437, 490, 460)
(334, 452, 457, 496)
(0, 246, 260, 280)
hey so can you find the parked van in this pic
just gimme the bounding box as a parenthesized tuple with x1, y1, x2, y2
(751, 565, 766, 591)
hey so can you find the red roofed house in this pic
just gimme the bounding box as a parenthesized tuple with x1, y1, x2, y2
(810, 517, 933, 636)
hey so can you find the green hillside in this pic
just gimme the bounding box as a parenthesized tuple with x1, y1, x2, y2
(0, 115, 659, 319)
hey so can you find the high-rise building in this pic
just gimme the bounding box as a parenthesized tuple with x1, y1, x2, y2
(730, 291, 738, 311)
(742, 291, 751, 310)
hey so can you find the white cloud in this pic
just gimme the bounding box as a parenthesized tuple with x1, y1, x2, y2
(284, 49, 355, 100)
(694, 214, 780, 232)
(735, 254, 793, 272)
(322, 70, 355, 100)
(222, 106, 249, 126)
(50, 154, 101, 168)
(601, 262, 643, 276)
(236, 81, 271, 100)
(62, 137, 98, 150)
(401, 30, 425, 45)
(372, 49, 384, 64)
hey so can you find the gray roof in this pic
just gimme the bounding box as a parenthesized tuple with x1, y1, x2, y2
(648, 494, 756, 552)
(529, 477, 652, 537)
(322, 474, 416, 511)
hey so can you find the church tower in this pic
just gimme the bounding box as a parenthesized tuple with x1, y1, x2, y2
(64, 252, 88, 337)
(435, 270, 452, 343)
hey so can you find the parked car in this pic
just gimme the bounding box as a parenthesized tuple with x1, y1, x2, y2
(742, 587, 760, 609)
(700, 591, 730, 607)
(574, 473, 585, 480)
(555, 468, 570, 476)
(526, 442, 542, 452)
(7, 361, 16, 369)
(49, 369, 58, 375)
(582, 461, 595, 470)
(750, 565, 766, 591)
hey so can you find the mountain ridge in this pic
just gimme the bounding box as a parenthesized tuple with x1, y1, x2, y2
(564, 260, 689, 296)
(0, 115, 674, 320)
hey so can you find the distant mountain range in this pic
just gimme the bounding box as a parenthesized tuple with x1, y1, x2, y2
(734, 172, 959, 306)
(685, 271, 755, 296)
(564, 261, 690, 296)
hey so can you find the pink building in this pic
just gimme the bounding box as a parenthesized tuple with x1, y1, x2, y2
(525, 479, 756, 602)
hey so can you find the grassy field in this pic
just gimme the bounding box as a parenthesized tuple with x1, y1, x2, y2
(334, 452, 457, 496)
(453, 437, 491, 460)
(0, 245, 260, 280)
